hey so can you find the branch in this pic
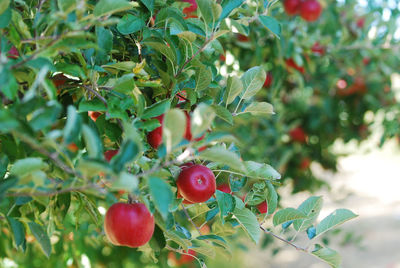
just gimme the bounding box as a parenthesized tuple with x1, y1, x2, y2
(83, 85, 107, 105)
(260, 225, 308, 253)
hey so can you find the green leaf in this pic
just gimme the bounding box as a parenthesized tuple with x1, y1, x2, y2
(273, 208, 307, 226)
(7, 217, 25, 249)
(293, 196, 323, 232)
(0, 109, 19, 132)
(28, 101, 62, 131)
(195, 66, 212, 91)
(0, 0, 10, 15)
(311, 244, 342, 268)
(0, 69, 18, 100)
(197, 234, 228, 248)
(191, 103, 215, 138)
(315, 209, 358, 238)
(0, 176, 18, 201)
(244, 161, 281, 180)
(259, 15, 281, 39)
(163, 108, 186, 151)
(139, 0, 154, 12)
(232, 206, 261, 243)
(0, 6, 11, 28)
(142, 99, 171, 119)
(265, 181, 278, 215)
(94, 0, 132, 17)
(198, 147, 245, 173)
(78, 99, 107, 112)
(111, 172, 138, 192)
(243, 102, 275, 116)
(219, 0, 245, 21)
(215, 190, 235, 222)
(117, 14, 145, 35)
(212, 105, 233, 125)
(28, 222, 51, 258)
(144, 41, 176, 65)
(240, 66, 266, 100)
(82, 125, 103, 158)
(63, 105, 82, 144)
(110, 140, 140, 171)
(148, 177, 173, 219)
(224, 76, 243, 105)
(0, 155, 9, 179)
(10, 158, 48, 177)
(164, 230, 191, 251)
(197, 0, 213, 24)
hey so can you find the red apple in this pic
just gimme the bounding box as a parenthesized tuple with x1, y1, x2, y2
(283, 0, 302, 16)
(300, 0, 322, 22)
(217, 184, 232, 194)
(289, 126, 307, 143)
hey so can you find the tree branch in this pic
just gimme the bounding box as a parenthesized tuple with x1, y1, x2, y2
(260, 225, 308, 253)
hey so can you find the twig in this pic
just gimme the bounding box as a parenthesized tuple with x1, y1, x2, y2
(181, 204, 202, 235)
(260, 225, 308, 252)
(83, 85, 107, 105)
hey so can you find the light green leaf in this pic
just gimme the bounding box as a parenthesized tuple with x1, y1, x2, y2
(243, 102, 274, 116)
(113, 74, 135, 94)
(82, 125, 103, 158)
(232, 206, 261, 243)
(212, 105, 233, 125)
(265, 181, 278, 215)
(148, 177, 173, 219)
(259, 15, 281, 39)
(10, 158, 48, 177)
(117, 14, 145, 35)
(240, 66, 266, 99)
(0, 0, 10, 15)
(142, 99, 170, 119)
(293, 196, 323, 232)
(163, 109, 186, 151)
(273, 208, 307, 226)
(191, 103, 215, 138)
(195, 66, 212, 91)
(244, 161, 281, 180)
(63, 105, 82, 144)
(111, 172, 138, 192)
(94, 0, 132, 17)
(197, 0, 213, 24)
(28, 222, 51, 258)
(315, 209, 358, 237)
(224, 76, 243, 105)
(176, 31, 197, 42)
(215, 190, 235, 222)
(198, 147, 245, 173)
(312, 244, 342, 268)
(164, 230, 191, 250)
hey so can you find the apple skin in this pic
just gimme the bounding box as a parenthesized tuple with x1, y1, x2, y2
(88, 111, 102, 122)
(311, 42, 325, 55)
(177, 165, 216, 203)
(283, 0, 302, 16)
(285, 58, 305, 73)
(356, 17, 365, 28)
(257, 201, 268, 214)
(237, 34, 250, 42)
(217, 184, 231, 194)
(104, 150, 119, 162)
(299, 157, 311, 170)
(147, 115, 164, 149)
(289, 127, 307, 143)
(7, 46, 19, 59)
(264, 72, 273, 88)
(168, 249, 196, 265)
(104, 203, 155, 248)
(300, 0, 322, 22)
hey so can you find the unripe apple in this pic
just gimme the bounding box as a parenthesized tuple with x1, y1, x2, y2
(104, 202, 155, 248)
(300, 0, 322, 22)
(177, 165, 216, 203)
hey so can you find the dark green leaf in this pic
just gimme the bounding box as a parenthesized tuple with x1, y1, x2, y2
(117, 14, 145, 35)
(7, 217, 25, 249)
(28, 222, 51, 258)
(142, 99, 171, 119)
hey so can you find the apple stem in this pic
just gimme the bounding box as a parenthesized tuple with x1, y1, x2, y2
(127, 194, 135, 204)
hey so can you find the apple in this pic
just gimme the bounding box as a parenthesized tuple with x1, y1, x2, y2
(283, 0, 302, 16)
(300, 0, 322, 22)
(289, 126, 307, 143)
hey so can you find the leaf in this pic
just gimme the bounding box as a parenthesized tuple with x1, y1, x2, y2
(0, 7, 11, 28)
(232, 206, 261, 243)
(259, 15, 281, 39)
(164, 230, 191, 250)
(191, 103, 215, 138)
(265, 181, 278, 215)
(0, 176, 18, 201)
(243, 102, 275, 116)
(198, 147, 245, 173)
(28, 222, 51, 258)
(311, 244, 342, 268)
(195, 66, 212, 91)
(7, 217, 25, 249)
(273, 208, 307, 226)
(139, 0, 154, 12)
(78, 99, 107, 112)
(111, 172, 138, 192)
(212, 105, 233, 125)
(293, 196, 323, 232)
(110, 139, 140, 171)
(315, 209, 358, 238)
(215, 190, 235, 222)
(163, 109, 186, 151)
(224, 76, 243, 105)
(94, 0, 132, 17)
(219, 0, 245, 21)
(10, 158, 48, 177)
(117, 14, 145, 35)
(63, 105, 82, 144)
(244, 161, 281, 180)
(197, 0, 213, 24)
(0, 0, 10, 15)
(240, 66, 266, 100)
(144, 41, 176, 64)
(113, 74, 135, 94)
(148, 177, 173, 219)
(0, 155, 9, 179)
(142, 99, 171, 119)
(0, 69, 18, 100)
(82, 125, 103, 158)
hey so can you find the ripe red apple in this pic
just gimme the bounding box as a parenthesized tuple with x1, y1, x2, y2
(104, 202, 155, 248)
(7, 46, 19, 59)
(300, 0, 322, 22)
(289, 126, 307, 143)
(263, 72, 273, 88)
(356, 17, 365, 28)
(88, 111, 102, 122)
(147, 114, 164, 149)
(219, 54, 226, 62)
(177, 165, 216, 203)
(363, 58, 370, 65)
(311, 42, 325, 55)
(182, 0, 197, 19)
(285, 58, 305, 73)
(104, 150, 119, 162)
(67, 143, 79, 153)
(257, 201, 268, 214)
(283, 0, 301, 16)
(217, 184, 232, 194)
(237, 34, 250, 42)
(168, 249, 197, 266)
(299, 157, 311, 170)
